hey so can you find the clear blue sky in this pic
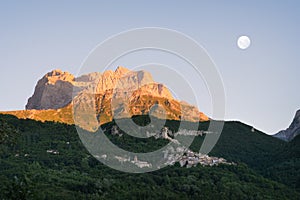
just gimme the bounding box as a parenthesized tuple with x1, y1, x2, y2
(0, 0, 299, 134)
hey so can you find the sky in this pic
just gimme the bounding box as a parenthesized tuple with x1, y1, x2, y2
(0, 0, 299, 134)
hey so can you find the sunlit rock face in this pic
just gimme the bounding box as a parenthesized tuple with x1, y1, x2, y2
(26, 66, 173, 110)
(14, 66, 209, 131)
(274, 110, 300, 142)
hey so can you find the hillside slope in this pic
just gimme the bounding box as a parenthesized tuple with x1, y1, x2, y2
(0, 114, 299, 199)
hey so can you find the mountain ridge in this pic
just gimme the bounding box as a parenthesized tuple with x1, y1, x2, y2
(2, 67, 209, 131)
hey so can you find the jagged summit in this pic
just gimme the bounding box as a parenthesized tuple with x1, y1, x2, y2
(47, 69, 63, 75)
(26, 67, 173, 111)
(25, 69, 75, 110)
(9, 67, 208, 131)
(274, 109, 300, 142)
(45, 69, 75, 83)
(115, 66, 130, 75)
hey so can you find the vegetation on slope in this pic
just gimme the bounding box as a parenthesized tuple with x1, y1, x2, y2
(0, 114, 299, 199)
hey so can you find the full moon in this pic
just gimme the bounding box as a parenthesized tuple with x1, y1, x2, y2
(237, 36, 251, 49)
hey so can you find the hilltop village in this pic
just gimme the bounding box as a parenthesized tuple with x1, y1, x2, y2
(106, 126, 234, 169)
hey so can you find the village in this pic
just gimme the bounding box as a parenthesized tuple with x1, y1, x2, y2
(107, 125, 234, 168)
(163, 146, 233, 168)
(104, 147, 232, 169)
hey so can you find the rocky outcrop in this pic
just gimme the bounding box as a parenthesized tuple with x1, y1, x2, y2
(274, 109, 300, 142)
(26, 67, 173, 110)
(26, 69, 75, 110)
(12, 66, 209, 131)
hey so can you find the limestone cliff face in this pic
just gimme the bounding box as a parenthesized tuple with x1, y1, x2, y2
(26, 67, 173, 110)
(274, 110, 300, 142)
(18, 66, 208, 131)
(26, 69, 75, 110)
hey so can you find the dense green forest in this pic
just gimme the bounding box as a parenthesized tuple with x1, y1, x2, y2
(0, 114, 299, 199)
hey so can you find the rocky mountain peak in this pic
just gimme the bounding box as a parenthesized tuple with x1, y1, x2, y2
(115, 66, 130, 76)
(22, 67, 208, 130)
(295, 110, 300, 120)
(274, 109, 300, 142)
(25, 69, 75, 110)
(26, 67, 173, 111)
(47, 69, 63, 76)
(45, 69, 75, 84)
(290, 109, 300, 129)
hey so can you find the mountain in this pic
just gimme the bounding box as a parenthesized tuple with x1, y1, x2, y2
(1, 67, 208, 131)
(26, 69, 75, 110)
(274, 109, 300, 141)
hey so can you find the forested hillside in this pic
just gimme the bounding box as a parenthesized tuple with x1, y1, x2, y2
(0, 114, 299, 199)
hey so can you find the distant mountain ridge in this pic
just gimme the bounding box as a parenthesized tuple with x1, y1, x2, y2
(274, 109, 300, 141)
(2, 67, 208, 131)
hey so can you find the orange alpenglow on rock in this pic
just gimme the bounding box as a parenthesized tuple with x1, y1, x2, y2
(1, 66, 209, 131)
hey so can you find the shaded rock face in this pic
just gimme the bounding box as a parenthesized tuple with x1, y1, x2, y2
(26, 69, 75, 110)
(22, 66, 208, 131)
(274, 110, 300, 142)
